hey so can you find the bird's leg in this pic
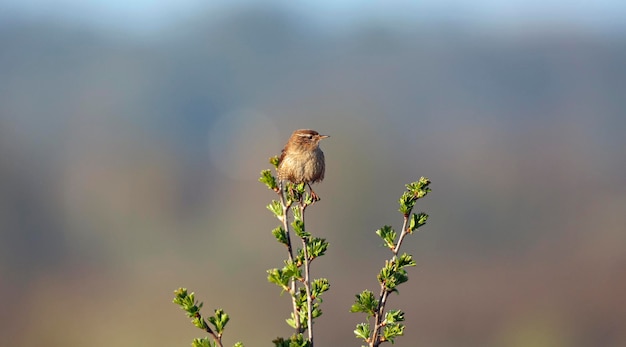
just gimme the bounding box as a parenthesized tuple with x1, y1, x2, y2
(307, 183, 320, 201)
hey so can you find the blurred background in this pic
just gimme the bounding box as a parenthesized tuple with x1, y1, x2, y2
(1, 1, 625, 346)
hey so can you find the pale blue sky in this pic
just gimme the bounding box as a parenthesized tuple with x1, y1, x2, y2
(1, 0, 625, 35)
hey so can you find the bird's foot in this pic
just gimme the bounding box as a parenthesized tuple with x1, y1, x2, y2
(309, 186, 321, 202)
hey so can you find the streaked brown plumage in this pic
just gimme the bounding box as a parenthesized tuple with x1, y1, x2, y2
(278, 129, 329, 200)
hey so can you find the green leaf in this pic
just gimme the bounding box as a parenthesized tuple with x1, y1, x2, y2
(272, 337, 289, 347)
(286, 183, 306, 203)
(285, 314, 298, 329)
(267, 268, 291, 292)
(377, 264, 392, 286)
(391, 273, 408, 289)
(376, 225, 396, 249)
(302, 191, 314, 205)
(294, 249, 305, 267)
(396, 253, 416, 269)
(208, 309, 229, 334)
(273, 334, 311, 347)
(291, 207, 310, 238)
(267, 200, 283, 218)
(269, 155, 280, 168)
(382, 322, 405, 344)
(306, 237, 328, 259)
(378, 260, 409, 291)
(268, 261, 301, 290)
(292, 219, 308, 238)
(192, 337, 214, 347)
(398, 191, 415, 216)
(398, 177, 431, 216)
(311, 302, 322, 319)
(284, 260, 301, 279)
(384, 309, 405, 324)
(296, 288, 308, 307)
(408, 212, 428, 233)
(292, 205, 302, 220)
(192, 316, 207, 330)
(272, 226, 289, 245)
(295, 302, 318, 329)
(294, 182, 306, 195)
(233, 343, 244, 347)
(354, 322, 371, 341)
(173, 288, 204, 318)
(311, 278, 330, 299)
(350, 290, 377, 316)
(259, 169, 278, 190)
(298, 310, 309, 328)
(407, 176, 431, 199)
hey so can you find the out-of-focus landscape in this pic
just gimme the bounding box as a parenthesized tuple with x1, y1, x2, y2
(1, 1, 625, 347)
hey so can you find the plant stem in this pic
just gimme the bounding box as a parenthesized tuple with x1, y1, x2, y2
(372, 213, 412, 346)
(196, 314, 224, 347)
(393, 215, 410, 255)
(299, 202, 314, 345)
(278, 181, 300, 331)
(302, 236, 313, 344)
(278, 181, 294, 262)
(372, 288, 390, 347)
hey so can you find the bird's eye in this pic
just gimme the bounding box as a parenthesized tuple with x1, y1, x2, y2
(307, 135, 313, 139)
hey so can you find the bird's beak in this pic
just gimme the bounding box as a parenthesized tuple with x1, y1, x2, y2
(320, 135, 330, 139)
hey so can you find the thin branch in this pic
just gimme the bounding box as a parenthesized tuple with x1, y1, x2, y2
(302, 236, 313, 344)
(299, 199, 314, 345)
(373, 212, 412, 346)
(393, 215, 410, 255)
(371, 283, 387, 347)
(278, 181, 294, 262)
(277, 181, 300, 331)
(196, 313, 224, 347)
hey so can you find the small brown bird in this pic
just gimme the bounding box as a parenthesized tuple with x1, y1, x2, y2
(278, 129, 329, 200)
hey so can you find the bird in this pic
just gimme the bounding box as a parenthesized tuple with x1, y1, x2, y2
(277, 129, 329, 201)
